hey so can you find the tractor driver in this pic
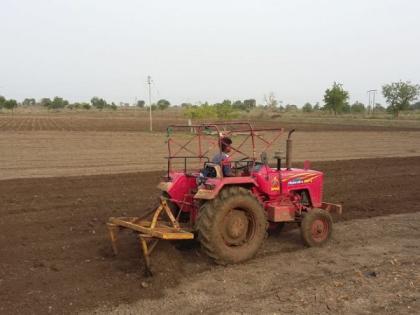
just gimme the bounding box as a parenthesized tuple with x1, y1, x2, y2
(212, 137, 233, 177)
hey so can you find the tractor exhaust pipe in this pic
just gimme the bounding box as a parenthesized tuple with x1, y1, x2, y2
(286, 129, 295, 170)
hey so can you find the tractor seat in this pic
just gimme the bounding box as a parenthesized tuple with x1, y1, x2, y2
(201, 163, 222, 178)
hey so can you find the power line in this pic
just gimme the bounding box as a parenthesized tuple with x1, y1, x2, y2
(147, 76, 153, 132)
(367, 89, 377, 115)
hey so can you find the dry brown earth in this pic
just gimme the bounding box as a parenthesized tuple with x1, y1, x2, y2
(1, 114, 419, 132)
(99, 212, 420, 315)
(1, 116, 419, 314)
(1, 130, 419, 179)
(0, 157, 419, 314)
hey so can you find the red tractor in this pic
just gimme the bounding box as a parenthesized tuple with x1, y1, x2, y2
(108, 122, 342, 274)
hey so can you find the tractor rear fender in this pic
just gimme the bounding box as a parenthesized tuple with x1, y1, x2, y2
(158, 172, 198, 205)
(157, 181, 172, 192)
(194, 177, 258, 200)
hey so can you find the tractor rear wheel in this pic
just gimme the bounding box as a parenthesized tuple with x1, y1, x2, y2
(196, 186, 267, 264)
(300, 208, 333, 247)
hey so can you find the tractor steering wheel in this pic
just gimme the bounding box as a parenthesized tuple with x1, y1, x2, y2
(234, 157, 251, 170)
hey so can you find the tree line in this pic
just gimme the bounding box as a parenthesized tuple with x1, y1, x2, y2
(0, 96, 175, 111)
(1, 80, 419, 118)
(181, 80, 420, 119)
(320, 81, 420, 117)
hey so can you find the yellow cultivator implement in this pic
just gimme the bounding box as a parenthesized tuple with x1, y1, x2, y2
(107, 198, 194, 276)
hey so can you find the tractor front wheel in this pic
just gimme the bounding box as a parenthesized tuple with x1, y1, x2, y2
(196, 186, 267, 264)
(300, 208, 333, 247)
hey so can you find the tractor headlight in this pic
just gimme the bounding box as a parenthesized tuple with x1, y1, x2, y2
(196, 173, 207, 186)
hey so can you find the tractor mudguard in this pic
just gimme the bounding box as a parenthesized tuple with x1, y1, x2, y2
(194, 177, 258, 200)
(157, 181, 172, 192)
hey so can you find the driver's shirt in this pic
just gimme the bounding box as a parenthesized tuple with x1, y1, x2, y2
(212, 152, 232, 176)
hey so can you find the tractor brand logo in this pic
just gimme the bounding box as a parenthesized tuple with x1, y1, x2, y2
(288, 178, 303, 185)
(271, 176, 280, 191)
(285, 174, 320, 185)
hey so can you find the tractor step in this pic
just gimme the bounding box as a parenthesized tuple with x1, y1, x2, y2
(107, 198, 194, 276)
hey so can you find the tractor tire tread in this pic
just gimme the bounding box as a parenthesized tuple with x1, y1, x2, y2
(196, 186, 267, 264)
(300, 208, 333, 247)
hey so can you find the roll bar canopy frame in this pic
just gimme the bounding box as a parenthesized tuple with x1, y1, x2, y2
(166, 122, 284, 174)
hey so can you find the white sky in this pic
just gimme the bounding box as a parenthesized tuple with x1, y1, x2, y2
(1, 0, 419, 106)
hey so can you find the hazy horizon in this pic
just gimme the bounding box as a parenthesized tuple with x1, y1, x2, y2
(1, 0, 420, 106)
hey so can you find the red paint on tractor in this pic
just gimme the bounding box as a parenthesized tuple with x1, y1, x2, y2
(159, 123, 339, 225)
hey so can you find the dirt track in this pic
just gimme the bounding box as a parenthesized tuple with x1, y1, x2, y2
(1, 156, 420, 314)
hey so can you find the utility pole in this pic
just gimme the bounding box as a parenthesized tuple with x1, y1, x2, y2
(147, 75, 153, 132)
(367, 89, 377, 115)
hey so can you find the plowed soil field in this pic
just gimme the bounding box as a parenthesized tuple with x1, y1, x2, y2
(1, 130, 420, 179)
(1, 114, 419, 132)
(1, 157, 420, 314)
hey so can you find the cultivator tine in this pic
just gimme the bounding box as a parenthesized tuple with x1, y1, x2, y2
(107, 223, 120, 255)
(139, 236, 159, 277)
(107, 198, 194, 276)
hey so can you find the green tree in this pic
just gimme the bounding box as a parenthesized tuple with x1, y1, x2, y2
(285, 104, 298, 112)
(184, 104, 217, 119)
(157, 99, 170, 110)
(136, 100, 145, 108)
(3, 99, 18, 110)
(382, 81, 420, 117)
(91, 97, 107, 110)
(411, 101, 420, 110)
(0, 96, 5, 109)
(313, 102, 320, 111)
(302, 102, 313, 113)
(374, 103, 386, 112)
(351, 101, 365, 113)
(342, 103, 351, 113)
(22, 98, 36, 106)
(215, 100, 236, 119)
(82, 103, 91, 110)
(40, 98, 52, 108)
(49, 97, 68, 109)
(323, 82, 349, 115)
(232, 100, 244, 110)
(243, 99, 256, 109)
